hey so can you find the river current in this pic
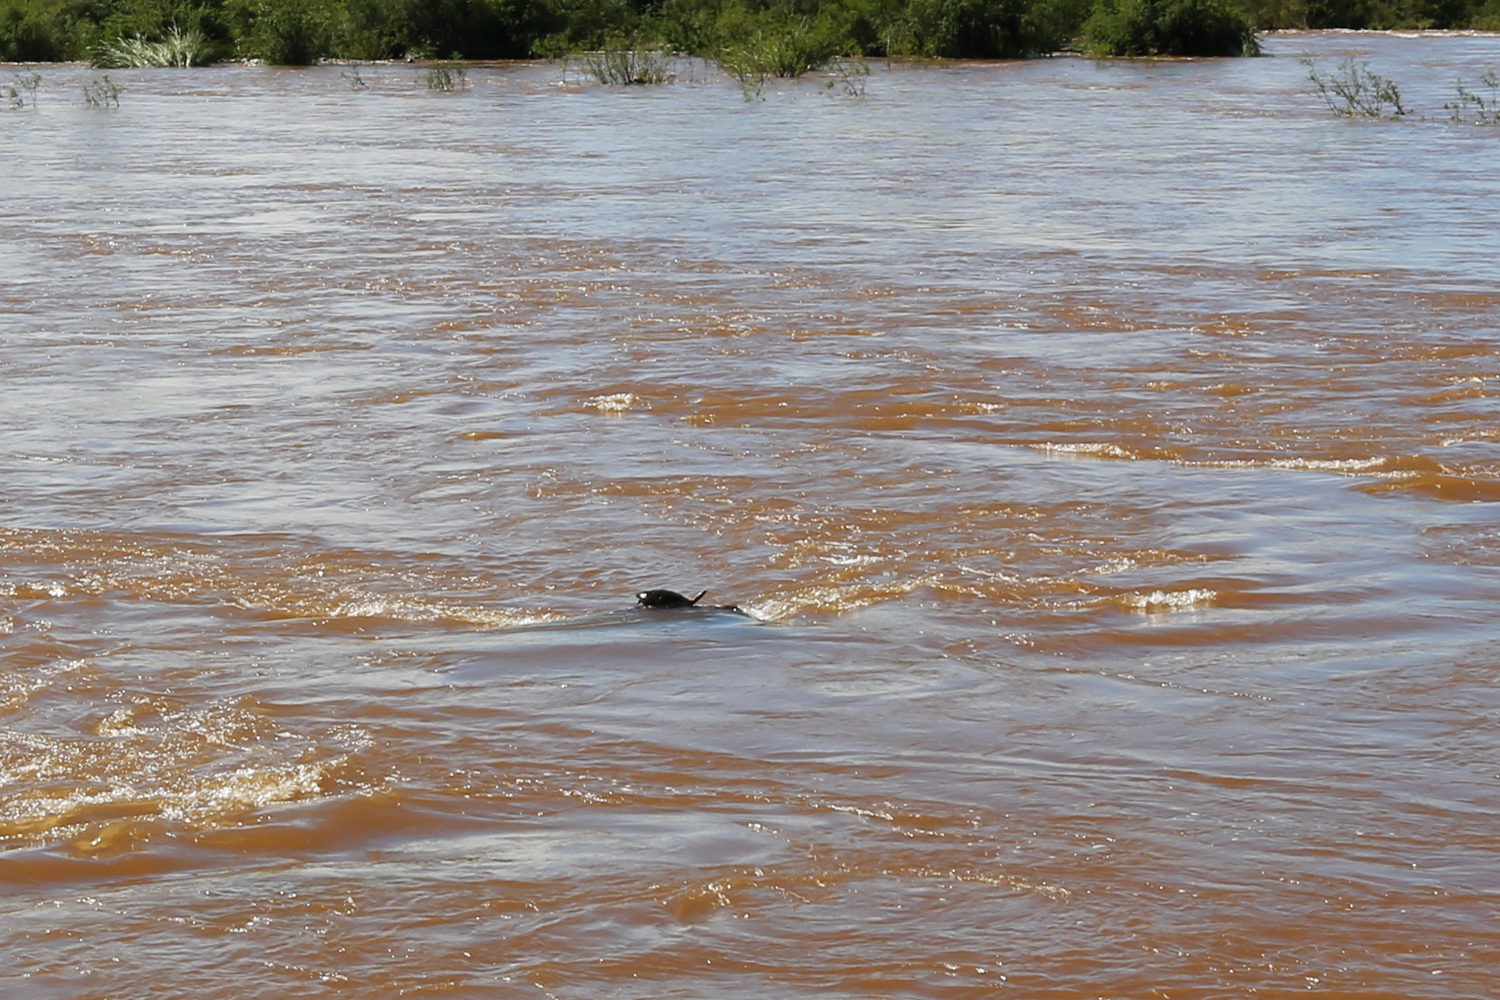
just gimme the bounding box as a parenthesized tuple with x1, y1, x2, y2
(3, 31, 1499, 998)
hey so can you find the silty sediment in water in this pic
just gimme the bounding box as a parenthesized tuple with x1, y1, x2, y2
(2, 33, 1499, 996)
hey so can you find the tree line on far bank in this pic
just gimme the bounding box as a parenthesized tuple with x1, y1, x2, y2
(2, 0, 1496, 67)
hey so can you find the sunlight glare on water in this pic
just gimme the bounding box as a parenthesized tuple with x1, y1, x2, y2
(2, 32, 1500, 998)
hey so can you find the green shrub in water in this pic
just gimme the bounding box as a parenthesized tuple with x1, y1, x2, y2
(1306, 56, 1406, 117)
(716, 10, 843, 78)
(424, 58, 468, 89)
(1082, 0, 1258, 57)
(577, 40, 674, 84)
(825, 54, 867, 95)
(1445, 69, 1500, 124)
(83, 73, 122, 105)
(5, 69, 40, 108)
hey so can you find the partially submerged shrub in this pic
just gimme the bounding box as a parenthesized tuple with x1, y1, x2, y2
(83, 74, 121, 106)
(424, 59, 468, 90)
(1082, 0, 1259, 57)
(825, 55, 868, 96)
(1445, 69, 1499, 124)
(5, 69, 40, 109)
(94, 25, 215, 66)
(1307, 56, 1407, 117)
(716, 13, 842, 81)
(578, 41, 674, 84)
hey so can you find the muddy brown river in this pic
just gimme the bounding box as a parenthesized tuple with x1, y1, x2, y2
(3, 31, 1500, 998)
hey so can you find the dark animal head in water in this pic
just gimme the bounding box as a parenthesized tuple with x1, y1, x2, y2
(636, 589, 707, 608)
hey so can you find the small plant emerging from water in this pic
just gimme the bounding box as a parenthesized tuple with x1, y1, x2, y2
(423, 60, 467, 91)
(1306, 57, 1407, 119)
(825, 57, 868, 98)
(5, 71, 41, 109)
(343, 65, 369, 90)
(1445, 70, 1500, 125)
(578, 44, 674, 86)
(94, 26, 213, 67)
(83, 75, 121, 108)
(721, 56, 767, 101)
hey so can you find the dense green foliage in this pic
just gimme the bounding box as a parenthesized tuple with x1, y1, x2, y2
(2, 0, 1496, 66)
(1082, 0, 1257, 56)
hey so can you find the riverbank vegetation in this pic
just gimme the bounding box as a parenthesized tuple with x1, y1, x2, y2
(1, 0, 1495, 67)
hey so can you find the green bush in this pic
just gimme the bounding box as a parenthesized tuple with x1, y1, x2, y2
(574, 40, 673, 83)
(1, 0, 1324, 65)
(717, 9, 842, 75)
(1083, 0, 1257, 56)
(1306, 54, 1405, 115)
(886, 0, 1040, 57)
(91, 0, 233, 56)
(401, 0, 559, 59)
(230, 0, 335, 62)
(1, 0, 68, 59)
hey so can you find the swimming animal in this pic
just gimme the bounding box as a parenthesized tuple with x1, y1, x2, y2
(636, 589, 708, 609)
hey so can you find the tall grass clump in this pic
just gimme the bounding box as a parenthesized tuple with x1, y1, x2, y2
(94, 25, 215, 66)
(1307, 57, 1407, 117)
(1082, 0, 1258, 56)
(1445, 69, 1499, 124)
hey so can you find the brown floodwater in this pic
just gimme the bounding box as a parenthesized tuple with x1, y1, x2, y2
(3, 30, 1500, 998)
